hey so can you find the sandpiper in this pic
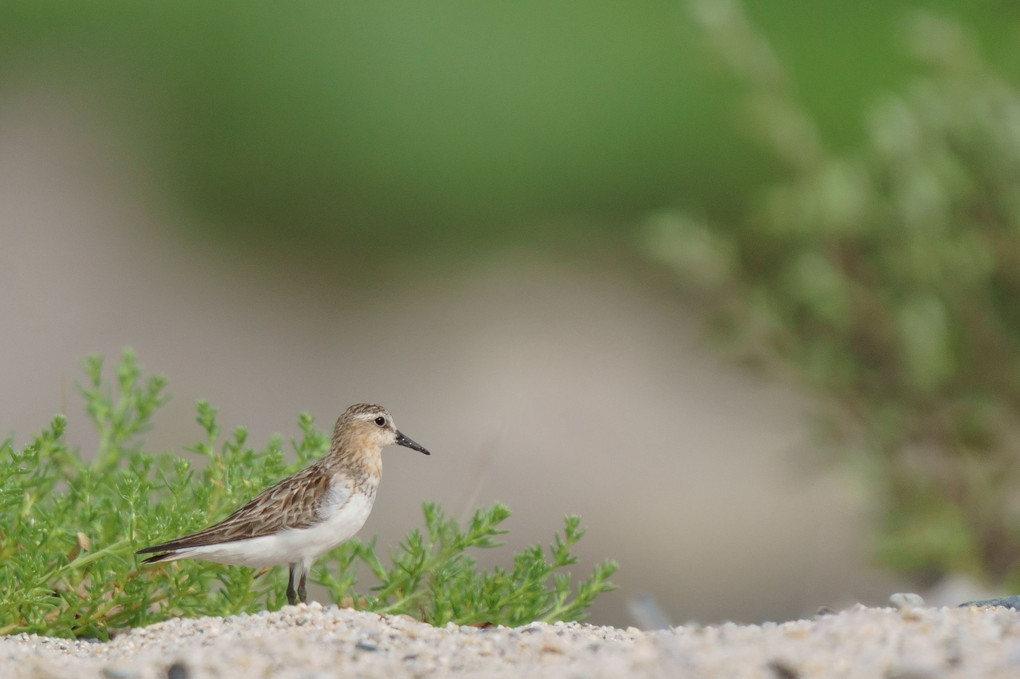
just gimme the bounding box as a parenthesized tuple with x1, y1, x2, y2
(137, 403, 430, 605)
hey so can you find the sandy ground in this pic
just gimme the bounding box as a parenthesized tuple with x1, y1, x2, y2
(2, 601, 1020, 679)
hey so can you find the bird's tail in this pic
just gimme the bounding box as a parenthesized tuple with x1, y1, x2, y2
(136, 544, 191, 564)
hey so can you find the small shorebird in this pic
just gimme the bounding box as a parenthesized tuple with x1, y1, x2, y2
(137, 403, 430, 605)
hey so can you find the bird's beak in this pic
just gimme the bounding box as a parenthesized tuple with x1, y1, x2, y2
(396, 430, 431, 455)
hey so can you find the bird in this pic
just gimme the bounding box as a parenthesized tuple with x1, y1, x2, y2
(137, 403, 430, 606)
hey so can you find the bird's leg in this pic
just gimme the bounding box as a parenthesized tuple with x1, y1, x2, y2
(298, 569, 308, 604)
(287, 563, 298, 606)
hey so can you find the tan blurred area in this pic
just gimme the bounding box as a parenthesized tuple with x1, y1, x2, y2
(0, 92, 911, 627)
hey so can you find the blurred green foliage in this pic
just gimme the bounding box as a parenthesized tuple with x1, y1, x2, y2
(646, 3, 1020, 587)
(1, 1, 1015, 263)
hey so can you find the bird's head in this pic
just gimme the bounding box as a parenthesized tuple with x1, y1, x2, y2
(333, 403, 431, 459)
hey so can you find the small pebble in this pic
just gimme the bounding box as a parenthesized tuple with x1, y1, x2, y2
(890, 593, 926, 609)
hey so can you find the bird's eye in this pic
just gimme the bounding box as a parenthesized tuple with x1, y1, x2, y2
(374, 416, 386, 427)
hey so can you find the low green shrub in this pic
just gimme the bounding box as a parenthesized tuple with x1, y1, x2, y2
(0, 351, 616, 639)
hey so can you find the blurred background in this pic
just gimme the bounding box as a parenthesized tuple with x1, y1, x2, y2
(2, 1, 1020, 627)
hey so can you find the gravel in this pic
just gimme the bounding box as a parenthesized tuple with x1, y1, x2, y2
(2, 600, 1020, 678)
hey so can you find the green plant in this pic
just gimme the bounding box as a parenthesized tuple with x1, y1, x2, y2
(0, 350, 616, 639)
(646, 3, 1020, 587)
(316, 503, 616, 627)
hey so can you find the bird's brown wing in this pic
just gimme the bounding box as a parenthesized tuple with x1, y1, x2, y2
(138, 463, 340, 554)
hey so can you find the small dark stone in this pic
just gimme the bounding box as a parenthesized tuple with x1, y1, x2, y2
(355, 640, 379, 652)
(166, 662, 190, 679)
(768, 659, 799, 679)
(959, 595, 1020, 610)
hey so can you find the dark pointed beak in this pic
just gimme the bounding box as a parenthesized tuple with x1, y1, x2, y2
(396, 430, 431, 455)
